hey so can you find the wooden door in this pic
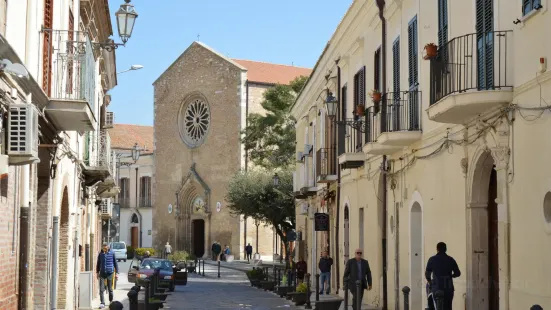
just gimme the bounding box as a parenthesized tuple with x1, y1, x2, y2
(131, 227, 138, 249)
(488, 167, 499, 310)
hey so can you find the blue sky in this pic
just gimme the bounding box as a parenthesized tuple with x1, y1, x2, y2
(108, 0, 351, 126)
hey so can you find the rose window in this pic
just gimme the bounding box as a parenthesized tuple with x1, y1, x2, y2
(179, 98, 210, 148)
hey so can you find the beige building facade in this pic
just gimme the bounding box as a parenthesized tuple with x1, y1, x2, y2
(152, 42, 311, 260)
(292, 0, 551, 309)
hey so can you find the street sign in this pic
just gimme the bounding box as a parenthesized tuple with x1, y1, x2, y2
(168, 204, 173, 214)
(314, 213, 329, 231)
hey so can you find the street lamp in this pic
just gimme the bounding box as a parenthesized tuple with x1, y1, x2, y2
(117, 64, 144, 75)
(273, 173, 279, 187)
(325, 91, 338, 118)
(131, 143, 141, 162)
(94, 0, 138, 52)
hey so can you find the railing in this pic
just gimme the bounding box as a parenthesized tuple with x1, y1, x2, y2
(429, 30, 513, 105)
(139, 196, 152, 208)
(84, 130, 113, 175)
(364, 107, 381, 143)
(118, 197, 130, 208)
(42, 29, 96, 109)
(338, 119, 364, 154)
(383, 91, 422, 132)
(316, 148, 337, 179)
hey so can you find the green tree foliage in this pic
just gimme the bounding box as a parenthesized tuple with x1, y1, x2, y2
(242, 76, 309, 169)
(225, 169, 295, 255)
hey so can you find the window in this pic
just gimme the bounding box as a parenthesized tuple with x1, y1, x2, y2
(354, 67, 366, 109)
(374, 48, 381, 92)
(42, 0, 54, 95)
(393, 38, 400, 93)
(438, 0, 448, 49)
(408, 16, 419, 89)
(119, 178, 130, 207)
(523, 0, 542, 15)
(140, 176, 152, 207)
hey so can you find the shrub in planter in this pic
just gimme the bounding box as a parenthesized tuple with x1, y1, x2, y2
(424, 43, 438, 59)
(126, 246, 135, 259)
(134, 247, 156, 259)
(355, 104, 365, 116)
(168, 251, 189, 264)
(296, 283, 308, 293)
(369, 89, 382, 103)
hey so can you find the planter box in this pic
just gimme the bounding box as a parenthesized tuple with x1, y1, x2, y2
(260, 281, 275, 291)
(314, 299, 344, 310)
(251, 280, 262, 288)
(293, 292, 311, 306)
(277, 286, 293, 297)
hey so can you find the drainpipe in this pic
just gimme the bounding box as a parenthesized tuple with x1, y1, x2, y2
(244, 80, 249, 255)
(18, 164, 30, 308)
(135, 167, 143, 247)
(50, 216, 59, 310)
(376, 0, 389, 309)
(335, 63, 341, 294)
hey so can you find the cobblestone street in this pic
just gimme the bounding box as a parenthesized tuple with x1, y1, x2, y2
(164, 263, 300, 310)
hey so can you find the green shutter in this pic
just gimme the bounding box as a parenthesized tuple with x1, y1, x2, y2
(476, 0, 494, 89)
(392, 38, 400, 131)
(408, 16, 418, 88)
(438, 0, 448, 48)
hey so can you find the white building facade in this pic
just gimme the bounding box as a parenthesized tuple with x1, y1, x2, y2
(292, 0, 551, 309)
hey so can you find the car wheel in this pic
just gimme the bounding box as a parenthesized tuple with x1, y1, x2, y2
(124, 259, 127, 262)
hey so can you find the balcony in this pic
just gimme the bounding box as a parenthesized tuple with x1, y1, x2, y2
(377, 91, 422, 146)
(42, 29, 97, 132)
(82, 130, 113, 186)
(139, 196, 152, 208)
(337, 120, 365, 169)
(316, 148, 337, 183)
(363, 107, 401, 155)
(427, 31, 513, 124)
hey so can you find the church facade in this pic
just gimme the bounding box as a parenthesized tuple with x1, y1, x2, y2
(152, 41, 310, 259)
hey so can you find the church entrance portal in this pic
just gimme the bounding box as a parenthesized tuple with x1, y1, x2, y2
(192, 219, 205, 257)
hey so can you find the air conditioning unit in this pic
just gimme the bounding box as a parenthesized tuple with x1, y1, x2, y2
(304, 144, 313, 156)
(104, 111, 114, 129)
(296, 151, 304, 162)
(7, 104, 39, 165)
(100, 199, 112, 217)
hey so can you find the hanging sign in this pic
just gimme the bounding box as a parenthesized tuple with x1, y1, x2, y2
(314, 213, 330, 231)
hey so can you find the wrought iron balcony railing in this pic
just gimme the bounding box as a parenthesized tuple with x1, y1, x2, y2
(364, 107, 381, 143)
(338, 119, 365, 154)
(429, 30, 513, 105)
(383, 91, 422, 132)
(316, 148, 337, 179)
(139, 196, 152, 208)
(42, 29, 96, 108)
(84, 130, 113, 175)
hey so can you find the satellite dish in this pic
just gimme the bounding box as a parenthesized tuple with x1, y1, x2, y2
(0, 59, 29, 78)
(168, 204, 173, 214)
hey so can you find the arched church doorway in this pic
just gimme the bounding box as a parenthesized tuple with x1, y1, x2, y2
(192, 219, 205, 257)
(130, 213, 139, 249)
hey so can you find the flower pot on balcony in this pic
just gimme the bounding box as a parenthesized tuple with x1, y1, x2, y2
(372, 92, 382, 103)
(355, 104, 365, 116)
(424, 43, 438, 60)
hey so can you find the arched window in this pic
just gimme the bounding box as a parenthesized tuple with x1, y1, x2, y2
(131, 213, 139, 223)
(344, 205, 349, 220)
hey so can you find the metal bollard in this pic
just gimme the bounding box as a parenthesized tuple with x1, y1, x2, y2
(293, 270, 298, 290)
(144, 279, 150, 309)
(218, 260, 221, 278)
(277, 268, 281, 287)
(315, 273, 320, 301)
(343, 279, 349, 310)
(531, 306, 543, 310)
(202, 259, 205, 276)
(287, 269, 292, 287)
(305, 273, 312, 309)
(435, 290, 444, 310)
(402, 286, 411, 310)
(356, 280, 362, 310)
(127, 287, 139, 310)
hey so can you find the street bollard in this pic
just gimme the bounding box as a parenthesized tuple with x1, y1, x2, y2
(435, 290, 444, 310)
(202, 259, 205, 276)
(287, 269, 292, 287)
(343, 279, 349, 310)
(277, 268, 281, 287)
(356, 280, 362, 310)
(293, 270, 298, 290)
(402, 286, 411, 310)
(305, 273, 312, 309)
(218, 260, 221, 278)
(531, 306, 543, 310)
(127, 287, 139, 310)
(315, 273, 320, 301)
(144, 279, 150, 309)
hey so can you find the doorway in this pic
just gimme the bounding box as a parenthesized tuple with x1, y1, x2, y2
(192, 219, 205, 258)
(488, 167, 499, 310)
(410, 203, 423, 310)
(344, 206, 350, 262)
(131, 227, 138, 249)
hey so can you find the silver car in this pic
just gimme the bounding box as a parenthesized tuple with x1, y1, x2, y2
(109, 241, 127, 262)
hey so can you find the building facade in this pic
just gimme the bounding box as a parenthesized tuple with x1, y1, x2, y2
(110, 124, 154, 249)
(0, 0, 121, 309)
(153, 41, 311, 260)
(292, 0, 551, 309)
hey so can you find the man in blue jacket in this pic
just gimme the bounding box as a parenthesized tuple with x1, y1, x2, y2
(96, 242, 119, 309)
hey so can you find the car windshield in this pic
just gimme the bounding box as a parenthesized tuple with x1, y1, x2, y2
(140, 259, 172, 271)
(111, 242, 125, 250)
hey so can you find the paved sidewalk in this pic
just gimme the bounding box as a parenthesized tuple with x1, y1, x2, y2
(91, 275, 132, 309)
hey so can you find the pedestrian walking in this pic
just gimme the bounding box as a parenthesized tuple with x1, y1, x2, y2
(164, 241, 172, 259)
(213, 242, 222, 261)
(211, 242, 217, 260)
(318, 251, 333, 294)
(343, 248, 372, 310)
(96, 242, 119, 309)
(296, 257, 307, 283)
(425, 242, 461, 310)
(245, 243, 253, 262)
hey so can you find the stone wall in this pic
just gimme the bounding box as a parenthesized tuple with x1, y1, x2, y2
(0, 166, 19, 310)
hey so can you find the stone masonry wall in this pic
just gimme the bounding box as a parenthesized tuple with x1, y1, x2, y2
(0, 166, 19, 310)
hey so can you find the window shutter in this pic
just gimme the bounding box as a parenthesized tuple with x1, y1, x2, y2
(438, 0, 448, 49)
(374, 49, 381, 91)
(476, 0, 494, 89)
(393, 38, 400, 93)
(42, 0, 54, 95)
(408, 17, 418, 88)
(360, 66, 366, 106)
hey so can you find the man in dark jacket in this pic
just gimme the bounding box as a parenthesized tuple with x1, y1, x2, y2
(318, 251, 333, 294)
(425, 242, 461, 310)
(343, 248, 372, 310)
(213, 242, 222, 261)
(96, 242, 119, 309)
(245, 243, 253, 261)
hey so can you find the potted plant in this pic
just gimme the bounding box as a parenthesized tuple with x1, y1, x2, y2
(369, 89, 382, 103)
(292, 283, 311, 306)
(424, 43, 438, 59)
(355, 103, 365, 116)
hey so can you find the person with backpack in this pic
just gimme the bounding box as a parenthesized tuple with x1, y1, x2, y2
(96, 242, 119, 309)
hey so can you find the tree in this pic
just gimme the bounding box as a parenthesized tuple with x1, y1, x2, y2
(242, 76, 309, 170)
(225, 169, 295, 265)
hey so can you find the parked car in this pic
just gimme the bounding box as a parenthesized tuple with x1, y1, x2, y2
(109, 241, 127, 262)
(127, 258, 187, 292)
